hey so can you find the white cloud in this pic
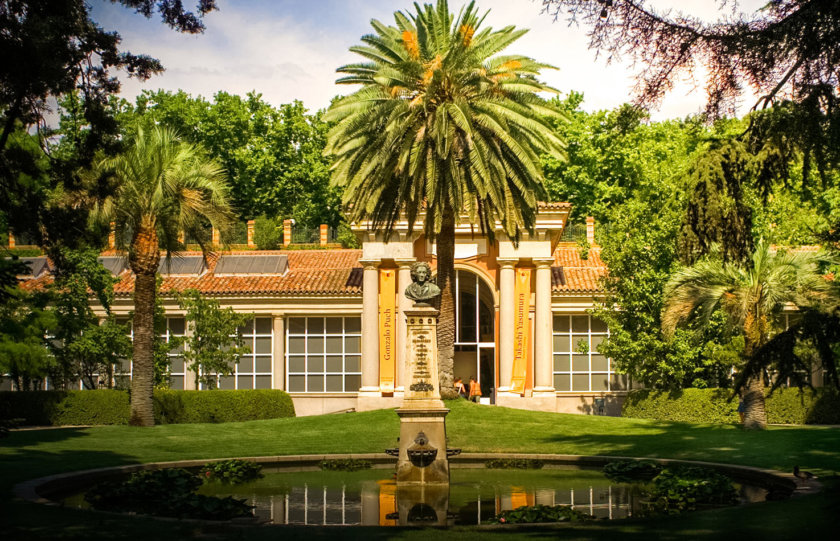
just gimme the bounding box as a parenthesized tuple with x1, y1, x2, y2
(103, 0, 767, 118)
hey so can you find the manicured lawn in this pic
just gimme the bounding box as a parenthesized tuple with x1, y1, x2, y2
(2, 400, 839, 540)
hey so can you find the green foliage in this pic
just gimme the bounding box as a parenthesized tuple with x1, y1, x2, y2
(325, 0, 567, 242)
(318, 459, 372, 471)
(594, 197, 737, 389)
(152, 389, 296, 424)
(678, 139, 755, 264)
(543, 96, 705, 222)
(487, 504, 593, 524)
(84, 468, 253, 520)
(252, 215, 283, 249)
(647, 465, 738, 514)
(200, 459, 263, 484)
(175, 289, 252, 389)
(0, 390, 129, 426)
(117, 90, 341, 229)
(0, 389, 295, 425)
(622, 388, 840, 425)
(0, 289, 55, 390)
(335, 223, 360, 248)
(484, 458, 544, 470)
(602, 460, 661, 483)
(49, 248, 131, 389)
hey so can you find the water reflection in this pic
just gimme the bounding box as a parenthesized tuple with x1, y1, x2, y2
(200, 468, 659, 526)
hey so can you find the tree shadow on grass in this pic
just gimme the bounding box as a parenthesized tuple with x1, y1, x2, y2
(539, 421, 840, 473)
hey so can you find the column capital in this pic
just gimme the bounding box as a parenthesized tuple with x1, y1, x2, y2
(533, 257, 555, 269)
(497, 258, 518, 269)
(395, 257, 417, 269)
(358, 258, 381, 270)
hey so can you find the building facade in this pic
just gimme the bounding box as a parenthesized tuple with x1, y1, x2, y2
(13, 204, 629, 415)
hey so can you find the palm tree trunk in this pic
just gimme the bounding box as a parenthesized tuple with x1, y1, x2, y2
(437, 209, 457, 399)
(129, 221, 160, 427)
(742, 373, 767, 429)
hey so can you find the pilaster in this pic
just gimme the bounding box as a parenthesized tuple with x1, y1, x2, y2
(533, 258, 555, 395)
(359, 259, 381, 395)
(497, 258, 517, 392)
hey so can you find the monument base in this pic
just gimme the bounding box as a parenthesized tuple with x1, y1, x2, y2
(395, 406, 450, 485)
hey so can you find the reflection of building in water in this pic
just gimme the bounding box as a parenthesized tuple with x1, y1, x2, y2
(235, 479, 640, 525)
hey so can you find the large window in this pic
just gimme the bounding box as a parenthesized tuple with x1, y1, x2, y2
(116, 316, 186, 390)
(203, 317, 273, 390)
(286, 316, 361, 393)
(553, 314, 626, 392)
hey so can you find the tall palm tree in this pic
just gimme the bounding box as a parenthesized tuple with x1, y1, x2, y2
(662, 240, 833, 429)
(325, 0, 567, 396)
(91, 126, 234, 426)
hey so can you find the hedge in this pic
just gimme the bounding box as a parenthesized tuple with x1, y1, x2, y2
(622, 387, 840, 425)
(0, 389, 295, 426)
(153, 389, 295, 424)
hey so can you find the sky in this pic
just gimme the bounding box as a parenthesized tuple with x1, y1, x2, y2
(91, 0, 768, 120)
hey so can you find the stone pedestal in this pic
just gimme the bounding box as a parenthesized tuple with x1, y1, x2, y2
(395, 305, 450, 485)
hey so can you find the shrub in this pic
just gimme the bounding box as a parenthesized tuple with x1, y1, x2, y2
(153, 389, 295, 424)
(647, 465, 738, 514)
(488, 504, 592, 524)
(622, 389, 739, 423)
(485, 458, 544, 469)
(622, 388, 840, 424)
(201, 459, 263, 484)
(0, 389, 295, 426)
(603, 460, 661, 482)
(319, 459, 372, 471)
(0, 390, 129, 425)
(85, 468, 253, 520)
(252, 215, 283, 249)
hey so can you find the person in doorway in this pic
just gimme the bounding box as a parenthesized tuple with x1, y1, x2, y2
(454, 377, 467, 398)
(469, 376, 482, 403)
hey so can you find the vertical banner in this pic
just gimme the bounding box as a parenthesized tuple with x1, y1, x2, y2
(379, 269, 396, 393)
(510, 268, 531, 394)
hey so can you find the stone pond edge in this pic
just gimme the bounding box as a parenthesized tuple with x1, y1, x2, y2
(14, 452, 819, 508)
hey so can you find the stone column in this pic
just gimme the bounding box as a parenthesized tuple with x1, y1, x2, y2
(359, 259, 380, 394)
(533, 258, 555, 394)
(272, 315, 285, 390)
(246, 220, 255, 248)
(497, 258, 517, 391)
(395, 258, 416, 393)
(319, 224, 328, 246)
(283, 219, 293, 247)
(183, 319, 197, 390)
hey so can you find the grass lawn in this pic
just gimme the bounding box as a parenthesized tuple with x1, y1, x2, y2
(2, 400, 839, 540)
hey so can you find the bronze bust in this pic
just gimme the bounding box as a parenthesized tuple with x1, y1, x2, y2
(404, 261, 440, 303)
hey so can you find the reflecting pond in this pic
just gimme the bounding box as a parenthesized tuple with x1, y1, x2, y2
(185, 467, 768, 526)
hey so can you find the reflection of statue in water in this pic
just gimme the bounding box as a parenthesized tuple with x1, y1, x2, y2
(404, 262, 440, 303)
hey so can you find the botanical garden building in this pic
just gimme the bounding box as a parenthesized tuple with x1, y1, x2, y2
(9, 203, 632, 416)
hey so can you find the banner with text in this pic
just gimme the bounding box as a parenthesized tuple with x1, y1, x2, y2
(379, 268, 396, 393)
(510, 267, 531, 394)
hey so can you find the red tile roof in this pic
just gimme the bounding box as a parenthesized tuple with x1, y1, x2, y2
(23, 250, 364, 297)
(552, 243, 606, 293)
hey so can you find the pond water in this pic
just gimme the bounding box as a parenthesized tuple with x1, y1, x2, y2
(186, 466, 768, 526)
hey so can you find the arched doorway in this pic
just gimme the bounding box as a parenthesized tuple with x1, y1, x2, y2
(453, 268, 496, 402)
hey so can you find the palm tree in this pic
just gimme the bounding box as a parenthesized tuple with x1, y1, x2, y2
(662, 240, 833, 429)
(91, 126, 234, 426)
(325, 0, 567, 396)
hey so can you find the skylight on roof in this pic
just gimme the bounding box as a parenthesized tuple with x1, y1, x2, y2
(214, 254, 288, 275)
(158, 256, 206, 275)
(99, 256, 127, 276)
